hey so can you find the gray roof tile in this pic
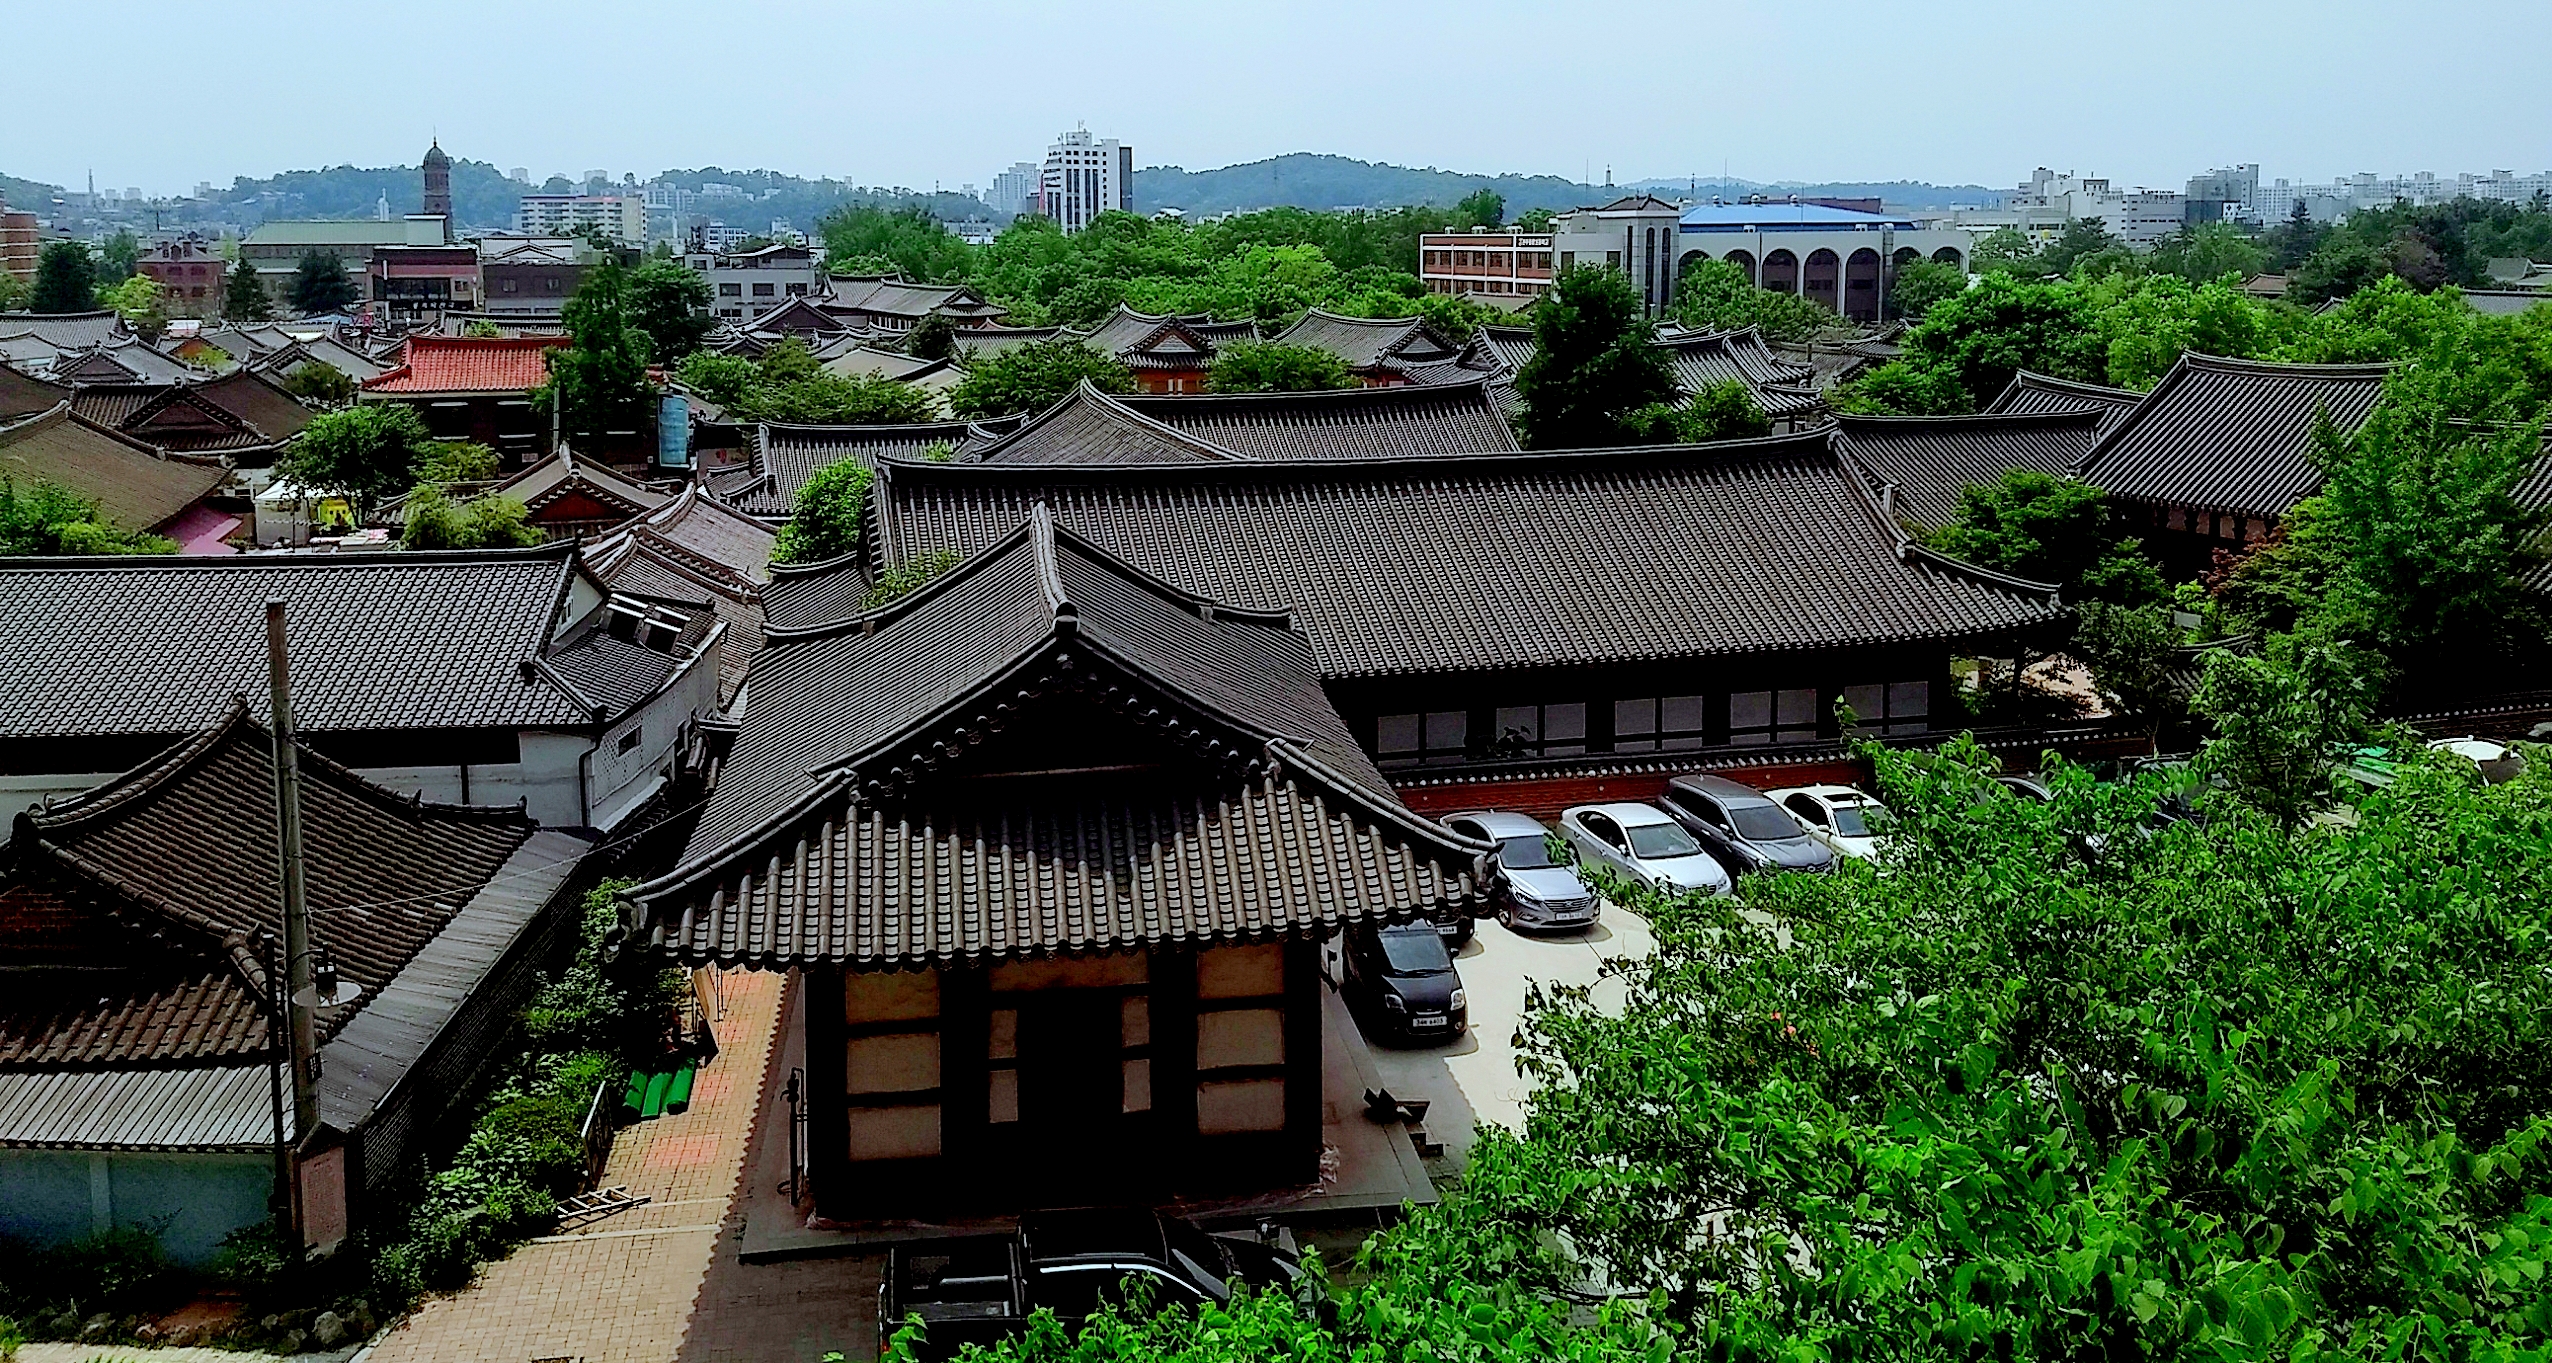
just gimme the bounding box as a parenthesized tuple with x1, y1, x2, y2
(2075, 354, 2390, 519)
(1832, 409, 2105, 530)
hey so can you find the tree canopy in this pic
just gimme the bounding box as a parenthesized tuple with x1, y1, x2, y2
(946, 337, 1135, 418)
(544, 255, 658, 447)
(273, 404, 438, 513)
(1513, 263, 1676, 449)
(1670, 258, 1844, 343)
(222, 256, 273, 321)
(674, 340, 943, 424)
(624, 259, 714, 364)
(1205, 339, 1354, 393)
(287, 249, 360, 316)
(29, 240, 96, 314)
(770, 459, 872, 565)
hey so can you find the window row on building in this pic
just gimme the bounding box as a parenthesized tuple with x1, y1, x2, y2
(1371, 681, 1934, 767)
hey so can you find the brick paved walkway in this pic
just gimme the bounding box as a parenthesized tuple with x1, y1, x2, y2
(366, 967, 795, 1363)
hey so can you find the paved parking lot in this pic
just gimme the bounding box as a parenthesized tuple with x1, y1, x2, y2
(1353, 905, 1657, 1164)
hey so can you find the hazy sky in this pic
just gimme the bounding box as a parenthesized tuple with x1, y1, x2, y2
(18, 0, 2549, 197)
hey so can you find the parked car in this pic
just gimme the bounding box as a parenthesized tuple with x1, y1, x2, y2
(881, 1207, 1301, 1360)
(1338, 921, 1467, 1044)
(1766, 784, 1893, 861)
(1657, 774, 1835, 877)
(1440, 810, 1601, 932)
(1555, 802, 1734, 897)
(2429, 736, 2527, 785)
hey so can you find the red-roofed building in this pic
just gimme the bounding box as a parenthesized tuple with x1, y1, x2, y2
(360, 335, 568, 458)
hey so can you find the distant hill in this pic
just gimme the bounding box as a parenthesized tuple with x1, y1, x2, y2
(1131, 154, 2005, 217)
(1, 172, 63, 211)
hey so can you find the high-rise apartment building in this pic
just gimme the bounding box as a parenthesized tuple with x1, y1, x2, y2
(515, 194, 648, 245)
(987, 161, 1040, 216)
(1039, 127, 1131, 234)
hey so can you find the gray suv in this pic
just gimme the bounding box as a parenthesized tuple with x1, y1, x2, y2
(1659, 774, 1835, 877)
(1441, 810, 1602, 932)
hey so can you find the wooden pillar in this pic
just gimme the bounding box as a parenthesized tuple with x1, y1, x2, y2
(802, 966, 850, 1219)
(1281, 938, 1324, 1181)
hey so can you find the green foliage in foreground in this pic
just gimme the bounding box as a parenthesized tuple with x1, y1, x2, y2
(770, 458, 873, 565)
(900, 739, 2552, 1363)
(1671, 258, 1847, 344)
(400, 489, 543, 550)
(0, 479, 176, 555)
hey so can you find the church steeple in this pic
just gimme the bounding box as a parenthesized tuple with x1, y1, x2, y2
(420, 138, 452, 223)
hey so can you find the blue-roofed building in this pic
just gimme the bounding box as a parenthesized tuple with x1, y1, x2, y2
(1552, 194, 1973, 324)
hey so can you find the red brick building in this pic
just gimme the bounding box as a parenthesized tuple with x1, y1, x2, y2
(137, 237, 226, 318)
(1418, 231, 1554, 300)
(360, 335, 569, 460)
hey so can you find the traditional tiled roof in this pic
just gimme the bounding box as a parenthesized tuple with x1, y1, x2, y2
(252, 335, 389, 384)
(195, 368, 315, 445)
(2459, 290, 2552, 317)
(1983, 371, 2145, 438)
(1473, 325, 1538, 376)
(945, 324, 1077, 361)
(1079, 305, 1258, 370)
(546, 601, 715, 716)
(1656, 326, 1825, 420)
(1123, 381, 1517, 458)
(491, 448, 672, 527)
(0, 312, 123, 351)
(0, 365, 71, 421)
(2074, 353, 2391, 520)
(967, 383, 1245, 465)
(362, 335, 568, 394)
(0, 405, 226, 532)
(68, 375, 307, 456)
(874, 432, 2064, 681)
(1270, 309, 1461, 373)
(727, 420, 993, 517)
(628, 507, 1484, 969)
(7, 700, 538, 1060)
(1831, 409, 2106, 531)
(585, 493, 772, 705)
(0, 544, 596, 739)
(54, 341, 196, 386)
(822, 275, 1008, 325)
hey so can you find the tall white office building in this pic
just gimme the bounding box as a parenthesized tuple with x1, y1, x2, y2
(987, 161, 1041, 217)
(1039, 127, 1131, 234)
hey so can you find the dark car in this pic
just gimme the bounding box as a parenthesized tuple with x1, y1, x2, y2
(1441, 810, 1601, 932)
(1338, 921, 1466, 1045)
(1659, 774, 1835, 877)
(881, 1207, 1300, 1360)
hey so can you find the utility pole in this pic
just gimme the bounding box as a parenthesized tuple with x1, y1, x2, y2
(265, 600, 318, 1157)
(260, 928, 294, 1248)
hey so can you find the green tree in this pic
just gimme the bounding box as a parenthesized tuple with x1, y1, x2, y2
(747, 369, 942, 424)
(281, 362, 355, 406)
(96, 229, 141, 283)
(1834, 272, 2107, 413)
(673, 351, 759, 408)
(2189, 627, 2385, 827)
(1514, 206, 1555, 232)
(1925, 468, 2163, 604)
(904, 312, 957, 362)
(770, 459, 873, 565)
(1968, 225, 2038, 274)
(0, 270, 26, 312)
(287, 249, 360, 315)
(1205, 340, 1354, 393)
(946, 337, 1134, 418)
(29, 240, 96, 314)
(626, 259, 714, 363)
(2070, 599, 2181, 726)
(1885, 257, 1967, 323)
(1622, 379, 1772, 444)
(401, 489, 544, 550)
(2148, 221, 2268, 284)
(0, 478, 176, 554)
(1452, 188, 1504, 229)
(97, 274, 167, 341)
(221, 259, 272, 321)
(1513, 263, 1675, 449)
(417, 440, 501, 484)
(1670, 258, 1839, 343)
(862, 550, 963, 608)
(462, 319, 504, 338)
(544, 255, 657, 447)
(817, 204, 974, 284)
(274, 404, 437, 514)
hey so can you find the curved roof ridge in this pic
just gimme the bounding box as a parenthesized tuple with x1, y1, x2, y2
(2179, 350, 2396, 378)
(0, 540, 577, 571)
(1997, 370, 2144, 401)
(762, 516, 1042, 646)
(1834, 407, 2103, 431)
(1822, 443, 2064, 599)
(959, 379, 1245, 464)
(1114, 376, 1496, 409)
(892, 424, 1832, 484)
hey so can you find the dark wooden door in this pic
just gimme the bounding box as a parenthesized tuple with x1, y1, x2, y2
(1017, 993, 1124, 1193)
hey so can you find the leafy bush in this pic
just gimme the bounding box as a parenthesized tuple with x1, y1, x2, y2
(1622, 379, 1772, 445)
(863, 550, 962, 608)
(1672, 257, 1848, 343)
(0, 479, 177, 556)
(770, 459, 873, 565)
(400, 490, 543, 550)
(1206, 340, 1354, 393)
(947, 337, 1135, 418)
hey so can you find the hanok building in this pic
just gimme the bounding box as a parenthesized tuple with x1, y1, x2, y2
(966, 379, 1518, 464)
(1076, 305, 1262, 394)
(819, 275, 1010, 334)
(0, 544, 722, 838)
(1830, 409, 2107, 532)
(0, 701, 593, 1260)
(586, 485, 776, 703)
(0, 404, 232, 551)
(864, 431, 2067, 809)
(360, 335, 569, 460)
(68, 368, 315, 467)
(622, 509, 1485, 1220)
(1654, 326, 1827, 431)
(1265, 310, 1466, 387)
(2071, 353, 2389, 572)
(1983, 370, 2145, 438)
(482, 447, 674, 539)
(707, 419, 1005, 518)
